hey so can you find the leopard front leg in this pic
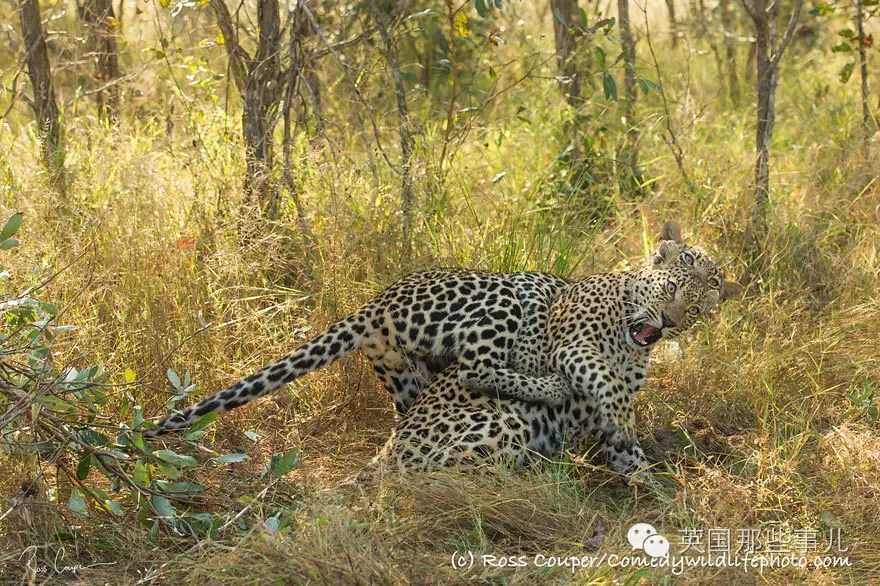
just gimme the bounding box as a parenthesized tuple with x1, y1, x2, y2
(597, 392, 649, 478)
(458, 362, 573, 407)
(455, 327, 574, 407)
(553, 344, 649, 478)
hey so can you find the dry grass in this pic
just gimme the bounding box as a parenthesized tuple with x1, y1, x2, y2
(1, 3, 880, 584)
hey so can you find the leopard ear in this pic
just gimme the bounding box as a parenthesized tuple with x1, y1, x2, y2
(703, 289, 720, 308)
(654, 240, 677, 265)
(720, 280, 744, 302)
(660, 220, 683, 243)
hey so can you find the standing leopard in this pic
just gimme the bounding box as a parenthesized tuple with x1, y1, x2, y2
(143, 221, 729, 438)
(388, 264, 738, 477)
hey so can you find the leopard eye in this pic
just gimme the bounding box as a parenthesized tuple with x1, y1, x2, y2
(680, 251, 695, 266)
(688, 305, 700, 317)
(708, 276, 721, 290)
(666, 281, 677, 296)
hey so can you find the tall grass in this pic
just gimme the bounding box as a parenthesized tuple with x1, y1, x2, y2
(1, 2, 879, 583)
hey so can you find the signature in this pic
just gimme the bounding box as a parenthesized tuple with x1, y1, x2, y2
(17, 545, 117, 575)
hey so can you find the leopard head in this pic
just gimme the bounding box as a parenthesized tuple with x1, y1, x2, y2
(652, 220, 743, 306)
(625, 266, 720, 350)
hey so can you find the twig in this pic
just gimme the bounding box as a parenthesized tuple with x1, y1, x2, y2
(638, 0, 696, 193)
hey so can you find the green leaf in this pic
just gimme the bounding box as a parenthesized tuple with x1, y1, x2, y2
(155, 449, 197, 468)
(68, 489, 88, 516)
(151, 494, 176, 518)
(839, 62, 855, 83)
(831, 42, 852, 53)
(262, 448, 299, 479)
(187, 411, 218, 436)
(157, 461, 181, 480)
(838, 28, 855, 38)
(638, 77, 661, 95)
(212, 453, 250, 464)
(80, 429, 112, 446)
(38, 395, 75, 413)
(475, 0, 487, 17)
(592, 17, 615, 31)
(157, 481, 206, 495)
(133, 460, 151, 486)
(603, 73, 618, 100)
(809, 1, 834, 15)
(166, 368, 182, 390)
(76, 455, 91, 481)
(104, 499, 124, 517)
(594, 46, 607, 68)
(130, 432, 148, 454)
(1, 213, 23, 242)
(0, 239, 19, 250)
(264, 515, 280, 532)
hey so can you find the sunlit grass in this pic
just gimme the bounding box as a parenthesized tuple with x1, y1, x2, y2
(1, 5, 879, 584)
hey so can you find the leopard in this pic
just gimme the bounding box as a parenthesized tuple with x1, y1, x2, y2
(387, 263, 739, 477)
(143, 220, 731, 439)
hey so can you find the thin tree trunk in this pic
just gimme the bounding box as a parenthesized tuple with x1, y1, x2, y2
(855, 0, 870, 156)
(19, 0, 64, 190)
(551, 0, 586, 158)
(438, 0, 459, 175)
(294, 5, 322, 139)
(551, 0, 581, 108)
(752, 3, 772, 219)
(210, 0, 282, 218)
(282, 1, 316, 261)
(243, 0, 281, 217)
(719, 0, 739, 102)
(369, 0, 416, 256)
(741, 0, 803, 270)
(617, 0, 639, 180)
(663, 0, 678, 46)
(744, 39, 755, 82)
(80, 0, 121, 119)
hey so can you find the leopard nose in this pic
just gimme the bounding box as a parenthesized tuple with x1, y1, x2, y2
(661, 313, 677, 329)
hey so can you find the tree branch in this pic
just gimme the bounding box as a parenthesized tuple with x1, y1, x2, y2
(738, 0, 758, 23)
(209, 0, 250, 94)
(769, 0, 803, 67)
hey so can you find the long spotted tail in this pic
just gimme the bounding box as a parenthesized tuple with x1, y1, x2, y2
(144, 309, 376, 438)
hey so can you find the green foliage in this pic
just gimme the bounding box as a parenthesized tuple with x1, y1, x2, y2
(0, 214, 302, 547)
(846, 381, 879, 424)
(261, 448, 300, 480)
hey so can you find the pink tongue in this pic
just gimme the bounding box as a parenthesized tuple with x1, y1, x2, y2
(635, 324, 660, 343)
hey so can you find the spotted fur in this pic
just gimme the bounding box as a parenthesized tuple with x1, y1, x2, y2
(388, 265, 725, 477)
(145, 269, 570, 437)
(143, 222, 733, 439)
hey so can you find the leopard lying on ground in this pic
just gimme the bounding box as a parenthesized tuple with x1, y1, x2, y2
(388, 264, 735, 476)
(143, 221, 733, 438)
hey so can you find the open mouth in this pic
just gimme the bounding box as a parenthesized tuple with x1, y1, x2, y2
(628, 322, 663, 347)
